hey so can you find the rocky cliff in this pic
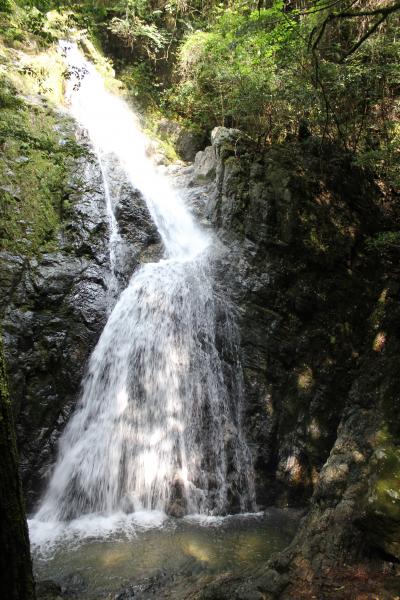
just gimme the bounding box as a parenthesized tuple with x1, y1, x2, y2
(190, 128, 400, 597)
(0, 127, 161, 510)
(2, 106, 399, 597)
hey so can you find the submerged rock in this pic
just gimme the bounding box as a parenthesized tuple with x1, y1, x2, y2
(166, 476, 188, 518)
(36, 580, 62, 600)
(59, 572, 87, 596)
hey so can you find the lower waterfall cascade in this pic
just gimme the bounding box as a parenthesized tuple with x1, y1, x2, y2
(32, 42, 256, 531)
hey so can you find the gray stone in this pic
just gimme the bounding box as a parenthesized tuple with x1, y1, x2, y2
(192, 146, 217, 184)
(205, 129, 398, 594)
(211, 126, 242, 147)
(157, 117, 206, 162)
(36, 580, 62, 600)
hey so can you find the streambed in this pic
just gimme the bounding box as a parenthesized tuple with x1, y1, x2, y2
(32, 509, 300, 599)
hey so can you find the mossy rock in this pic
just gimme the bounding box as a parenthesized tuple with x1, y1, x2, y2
(357, 438, 400, 559)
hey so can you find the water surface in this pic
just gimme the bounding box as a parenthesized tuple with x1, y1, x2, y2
(33, 510, 300, 599)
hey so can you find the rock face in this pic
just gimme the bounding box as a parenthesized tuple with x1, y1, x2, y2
(0, 143, 161, 511)
(2, 113, 399, 595)
(192, 128, 400, 593)
(157, 118, 207, 162)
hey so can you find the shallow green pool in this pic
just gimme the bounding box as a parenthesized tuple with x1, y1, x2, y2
(31, 509, 300, 599)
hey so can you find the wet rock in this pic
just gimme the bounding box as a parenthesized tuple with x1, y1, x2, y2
(2, 134, 164, 509)
(157, 117, 182, 140)
(176, 130, 207, 162)
(59, 572, 87, 596)
(36, 580, 63, 600)
(114, 184, 160, 248)
(166, 475, 188, 518)
(114, 586, 135, 600)
(100, 156, 163, 285)
(1, 239, 109, 508)
(205, 128, 400, 585)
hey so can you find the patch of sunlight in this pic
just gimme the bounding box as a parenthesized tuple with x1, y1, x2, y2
(324, 462, 349, 483)
(297, 366, 314, 392)
(100, 546, 132, 568)
(10, 47, 65, 105)
(265, 394, 274, 416)
(307, 418, 320, 441)
(372, 331, 386, 352)
(376, 426, 391, 445)
(283, 455, 303, 483)
(378, 288, 388, 304)
(308, 226, 329, 253)
(182, 540, 212, 563)
(376, 479, 400, 504)
(311, 466, 319, 485)
(352, 450, 364, 463)
(315, 190, 332, 206)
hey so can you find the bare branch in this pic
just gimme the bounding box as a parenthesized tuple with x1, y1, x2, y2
(311, 1, 400, 55)
(339, 12, 388, 61)
(334, 2, 400, 19)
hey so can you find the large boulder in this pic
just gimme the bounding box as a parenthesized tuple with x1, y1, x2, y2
(192, 146, 217, 184)
(157, 118, 207, 162)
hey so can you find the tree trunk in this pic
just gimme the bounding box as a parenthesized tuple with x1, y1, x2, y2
(0, 333, 35, 600)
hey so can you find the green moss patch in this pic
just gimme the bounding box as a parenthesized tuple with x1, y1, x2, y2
(0, 75, 90, 256)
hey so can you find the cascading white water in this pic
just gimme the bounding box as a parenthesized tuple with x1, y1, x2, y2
(97, 155, 122, 302)
(34, 43, 255, 527)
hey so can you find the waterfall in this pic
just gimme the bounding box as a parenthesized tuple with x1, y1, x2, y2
(34, 43, 255, 525)
(97, 155, 122, 303)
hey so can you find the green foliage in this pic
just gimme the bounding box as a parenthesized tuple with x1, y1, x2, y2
(365, 231, 400, 256)
(0, 0, 12, 13)
(167, 0, 399, 189)
(0, 76, 89, 256)
(110, 14, 168, 56)
(119, 62, 162, 108)
(173, 4, 301, 136)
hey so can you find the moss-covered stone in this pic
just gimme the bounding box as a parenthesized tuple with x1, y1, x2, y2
(355, 429, 400, 560)
(0, 41, 91, 257)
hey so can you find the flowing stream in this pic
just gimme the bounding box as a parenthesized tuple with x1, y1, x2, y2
(31, 43, 255, 538)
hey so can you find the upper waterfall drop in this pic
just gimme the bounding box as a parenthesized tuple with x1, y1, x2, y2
(60, 41, 208, 262)
(33, 43, 255, 529)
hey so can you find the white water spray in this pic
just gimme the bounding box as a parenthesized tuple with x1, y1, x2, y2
(32, 43, 254, 534)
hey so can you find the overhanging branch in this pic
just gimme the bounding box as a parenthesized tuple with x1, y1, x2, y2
(310, 1, 400, 54)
